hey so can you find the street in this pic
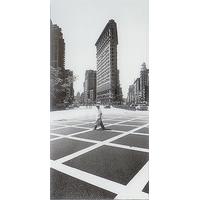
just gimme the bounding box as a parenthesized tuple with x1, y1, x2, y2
(50, 106, 149, 199)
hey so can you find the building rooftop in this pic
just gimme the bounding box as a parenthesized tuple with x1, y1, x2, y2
(95, 19, 118, 46)
(141, 62, 147, 71)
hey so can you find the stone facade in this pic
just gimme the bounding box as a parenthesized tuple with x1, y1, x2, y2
(140, 62, 149, 103)
(95, 19, 122, 104)
(127, 63, 149, 105)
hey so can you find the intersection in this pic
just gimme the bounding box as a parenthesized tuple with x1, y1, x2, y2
(50, 106, 149, 199)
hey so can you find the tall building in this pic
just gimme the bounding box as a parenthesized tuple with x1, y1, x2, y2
(83, 70, 96, 104)
(50, 20, 66, 110)
(117, 69, 123, 104)
(127, 84, 134, 104)
(50, 20, 65, 73)
(127, 78, 140, 105)
(95, 19, 122, 104)
(140, 62, 149, 104)
(134, 78, 141, 104)
(80, 92, 85, 105)
(65, 69, 74, 105)
(126, 62, 149, 105)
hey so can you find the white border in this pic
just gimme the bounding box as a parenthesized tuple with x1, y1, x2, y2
(1, 0, 200, 199)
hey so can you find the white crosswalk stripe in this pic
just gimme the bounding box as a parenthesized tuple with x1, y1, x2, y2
(50, 108, 149, 199)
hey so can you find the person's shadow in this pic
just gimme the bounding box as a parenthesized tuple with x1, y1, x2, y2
(101, 128, 111, 130)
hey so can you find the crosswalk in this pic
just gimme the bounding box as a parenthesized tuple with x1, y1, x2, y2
(50, 109, 149, 199)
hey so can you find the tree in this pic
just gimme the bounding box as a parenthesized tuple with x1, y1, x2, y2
(50, 66, 66, 110)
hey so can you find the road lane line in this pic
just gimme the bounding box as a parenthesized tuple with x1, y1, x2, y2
(55, 122, 149, 163)
(51, 133, 149, 152)
(107, 143, 149, 153)
(51, 160, 126, 195)
(50, 109, 149, 197)
(115, 161, 149, 199)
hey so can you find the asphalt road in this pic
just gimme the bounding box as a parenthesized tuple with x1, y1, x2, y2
(50, 106, 149, 199)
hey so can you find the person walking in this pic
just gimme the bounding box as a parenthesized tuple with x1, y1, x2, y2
(94, 104, 106, 130)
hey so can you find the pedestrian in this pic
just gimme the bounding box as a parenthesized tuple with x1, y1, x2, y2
(94, 104, 106, 130)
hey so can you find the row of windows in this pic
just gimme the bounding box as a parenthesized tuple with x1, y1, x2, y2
(97, 46, 110, 62)
(97, 71, 110, 81)
(97, 77, 110, 86)
(97, 63, 110, 77)
(98, 79, 110, 86)
(97, 83, 110, 93)
(97, 73, 110, 84)
(97, 54, 116, 67)
(97, 42, 116, 59)
(97, 73, 109, 82)
(97, 60, 116, 74)
(97, 52, 116, 68)
(97, 55, 110, 70)
(97, 55, 116, 73)
(97, 67, 118, 83)
(96, 38, 110, 53)
(97, 57, 109, 68)
(97, 61, 110, 74)
(97, 47, 116, 60)
(97, 71, 110, 82)
(97, 89, 110, 95)
(97, 34, 110, 47)
(96, 30, 111, 47)
(97, 64, 110, 74)
(96, 39, 117, 55)
(97, 47, 109, 59)
(97, 80, 110, 88)
(96, 27, 116, 51)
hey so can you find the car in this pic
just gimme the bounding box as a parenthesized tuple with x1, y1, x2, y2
(68, 104, 74, 108)
(136, 104, 148, 111)
(104, 105, 111, 109)
(129, 104, 136, 110)
(73, 103, 79, 108)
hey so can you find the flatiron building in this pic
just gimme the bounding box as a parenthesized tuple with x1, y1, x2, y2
(95, 19, 122, 104)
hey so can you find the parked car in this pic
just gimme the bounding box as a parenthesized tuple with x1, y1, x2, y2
(129, 104, 136, 110)
(136, 104, 148, 111)
(68, 104, 74, 108)
(104, 105, 111, 109)
(73, 103, 80, 108)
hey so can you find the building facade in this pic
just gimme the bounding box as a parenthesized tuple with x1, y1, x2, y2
(50, 20, 66, 110)
(95, 19, 122, 104)
(126, 62, 149, 105)
(140, 62, 149, 104)
(80, 92, 85, 105)
(127, 78, 140, 105)
(134, 78, 141, 104)
(50, 20, 65, 72)
(83, 70, 96, 104)
(127, 84, 134, 104)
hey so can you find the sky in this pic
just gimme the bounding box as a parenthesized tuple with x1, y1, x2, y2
(51, 0, 148, 98)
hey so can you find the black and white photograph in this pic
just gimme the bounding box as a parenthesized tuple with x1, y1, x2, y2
(50, 0, 149, 199)
(2, 1, 200, 200)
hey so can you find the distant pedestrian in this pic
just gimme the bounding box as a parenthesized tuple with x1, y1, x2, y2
(94, 104, 106, 130)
